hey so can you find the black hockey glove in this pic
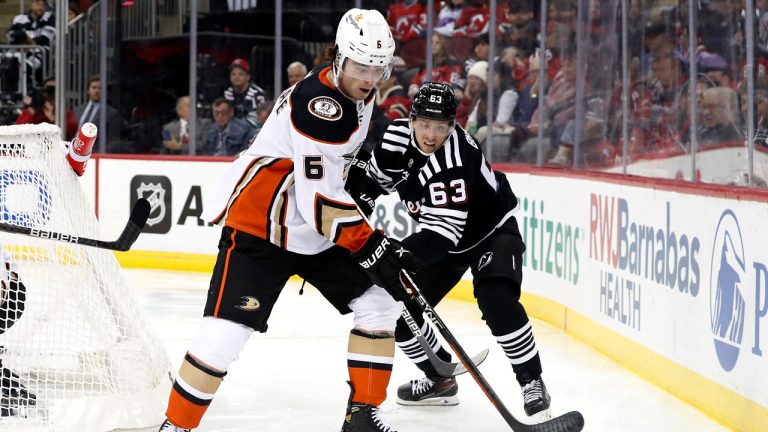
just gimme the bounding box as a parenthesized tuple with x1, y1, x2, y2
(345, 149, 372, 196)
(354, 193, 376, 218)
(352, 230, 422, 302)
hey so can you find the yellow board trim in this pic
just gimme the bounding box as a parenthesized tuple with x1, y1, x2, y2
(117, 250, 766, 431)
(115, 250, 216, 273)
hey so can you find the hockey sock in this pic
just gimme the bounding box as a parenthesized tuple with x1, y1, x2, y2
(166, 353, 227, 429)
(495, 320, 543, 384)
(347, 329, 395, 406)
(475, 281, 543, 385)
(395, 317, 452, 377)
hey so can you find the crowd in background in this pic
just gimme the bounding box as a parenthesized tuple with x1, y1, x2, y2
(1, 0, 767, 164)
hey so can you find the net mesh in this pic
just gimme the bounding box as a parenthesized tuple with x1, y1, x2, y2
(0, 124, 171, 431)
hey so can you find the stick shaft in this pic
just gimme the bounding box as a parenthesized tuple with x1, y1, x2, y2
(402, 271, 526, 429)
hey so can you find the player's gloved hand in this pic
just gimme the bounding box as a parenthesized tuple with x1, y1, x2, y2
(352, 230, 421, 302)
(354, 193, 376, 218)
(344, 149, 371, 195)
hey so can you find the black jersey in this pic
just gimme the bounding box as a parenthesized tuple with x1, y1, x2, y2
(224, 83, 268, 127)
(6, 10, 55, 46)
(362, 118, 518, 263)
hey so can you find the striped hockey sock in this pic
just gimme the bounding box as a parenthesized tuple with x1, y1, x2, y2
(347, 329, 395, 406)
(396, 321, 452, 377)
(165, 353, 226, 429)
(495, 321, 542, 382)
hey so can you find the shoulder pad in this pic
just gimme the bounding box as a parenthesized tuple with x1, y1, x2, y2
(290, 73, 360, 144)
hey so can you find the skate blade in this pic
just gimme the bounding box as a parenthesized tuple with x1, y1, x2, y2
(396, 395, 459, 406)
(529, 408, 554, 422)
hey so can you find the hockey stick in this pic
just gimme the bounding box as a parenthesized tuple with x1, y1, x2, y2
(0, 198, 150, 252)
(400, 271, 585, 432)
(401, 307, 490, 377)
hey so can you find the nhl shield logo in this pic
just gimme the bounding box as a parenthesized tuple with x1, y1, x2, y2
(137, 182, 166, 227)
(130, 175, 172, 234)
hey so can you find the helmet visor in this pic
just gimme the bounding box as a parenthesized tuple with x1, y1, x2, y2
(341, 58, 392, 83)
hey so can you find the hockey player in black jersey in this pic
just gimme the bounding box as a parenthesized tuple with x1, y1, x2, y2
(347, 82, 552, 419)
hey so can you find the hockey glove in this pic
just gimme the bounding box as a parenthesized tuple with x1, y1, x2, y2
(352, 230, 421, 302)
(354, 193, 376, 218)
(344, 149, 372, 196)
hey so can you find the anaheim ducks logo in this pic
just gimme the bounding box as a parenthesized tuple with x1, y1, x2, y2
(236, 296, 261, 311)
(308, 96, 343, 121)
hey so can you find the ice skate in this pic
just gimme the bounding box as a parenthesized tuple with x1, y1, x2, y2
(521, 376, 552, 419)
(341, 402, 398, 432)
(396, 375, 458, 406)
(158, 419, 191, 432)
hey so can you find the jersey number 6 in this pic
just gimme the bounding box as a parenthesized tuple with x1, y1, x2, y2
(428, 179, 467, 206)
(304, 155, 324, 180)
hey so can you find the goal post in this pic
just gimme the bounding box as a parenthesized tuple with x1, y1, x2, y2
(0, 124, 172, 431)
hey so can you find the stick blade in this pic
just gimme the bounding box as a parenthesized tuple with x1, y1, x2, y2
(527, 410, 584, 432)
(130, 198, 151, 230)
(449, 348, 489, 376)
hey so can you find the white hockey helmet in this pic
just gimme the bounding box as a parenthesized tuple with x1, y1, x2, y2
(333, 8, 395, 87)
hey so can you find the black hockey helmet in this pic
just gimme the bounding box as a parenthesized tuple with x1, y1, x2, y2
(410, 82, 457, 124)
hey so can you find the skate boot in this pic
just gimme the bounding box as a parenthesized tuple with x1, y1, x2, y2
(341, 402, 397, 432)
(521, 376, 551, 418)
(396, 375, 458, 406)
(158, 419, 191, 432)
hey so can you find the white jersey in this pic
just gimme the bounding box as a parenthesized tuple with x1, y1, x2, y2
(202, 67, 376, 255)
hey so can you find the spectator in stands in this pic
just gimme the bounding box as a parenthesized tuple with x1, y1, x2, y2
(376, 57, 411, 121)
(503, 0, 538, 56)
(67, 3, 80, 23)
(698, 0, 743, 64)
(15, 88, 77, 139)
(364, 57, 410, 150)
(465, 61, 489, 137)
(255, 100, 274, 128)
(739, 79, 768, 146)
(476, 63, 520, 144)
(625, 47, 686, 156)
(224, 58, 267, 127)
(699, 87, 744, 146)
(286, 62, 307, 88)
(407, 33, 465, 97)
(6, 0, 54, 86)
(6, 0, 54, 46)
(74, 75, 123, 147)
(387, 0, 425, 42)
(435, 0, 466, 36)
(698, 51, 733, 88)
(202, 98, 258, 156)
(160, 96, 211, 155)
(509, 49, 578, 163)
(543, 21, 571, 81)
(638, 18, 675, 79)
(457, 60, 486, 128)
(464, 33, 489, 74)
(530, 48, 577, 139)
(550, 97, 610, 166)
(452, 0, 511, 38)
(676, 75, 717, 146)
(511, 50, 542, 126)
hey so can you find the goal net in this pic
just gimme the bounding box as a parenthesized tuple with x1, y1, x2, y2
(0, 124, 171, 431)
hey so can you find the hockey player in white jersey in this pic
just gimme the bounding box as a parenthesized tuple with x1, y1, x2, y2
(159, 9, 418, 432)
(347, 82, 553, 419)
